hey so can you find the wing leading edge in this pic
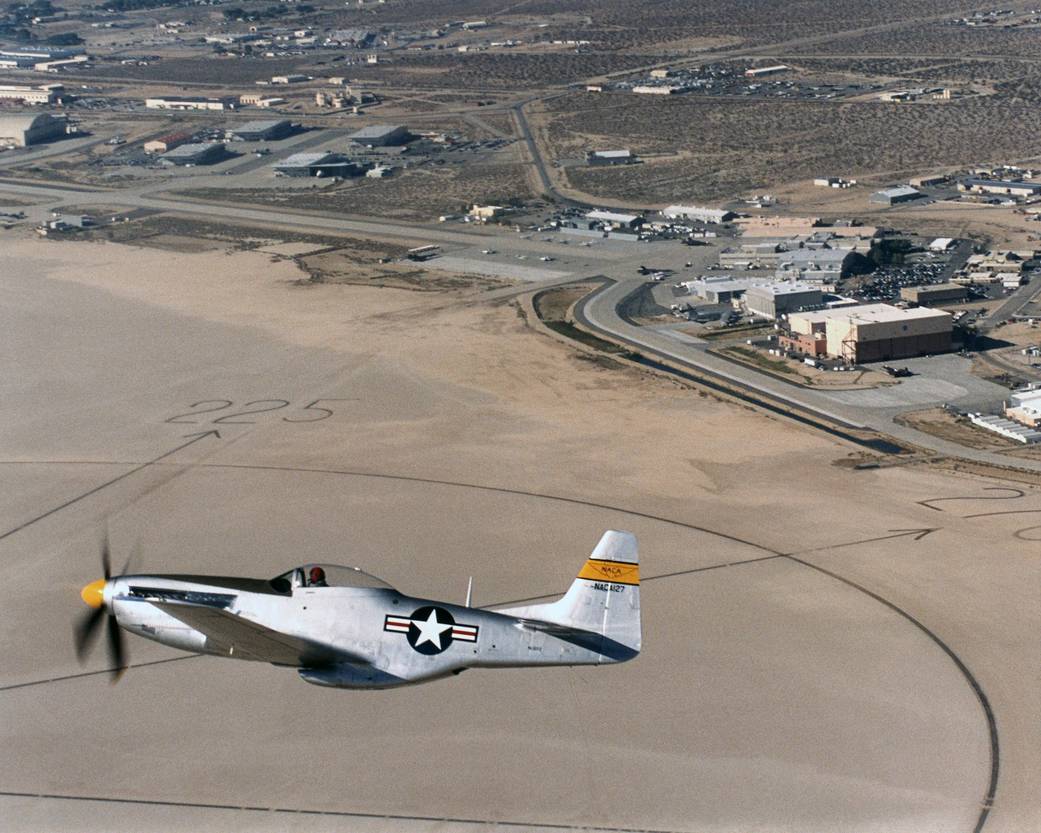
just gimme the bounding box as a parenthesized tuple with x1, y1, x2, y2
(149, 600, 365, 667)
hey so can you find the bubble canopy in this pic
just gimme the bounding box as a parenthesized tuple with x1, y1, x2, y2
(269, 564, 394, 594)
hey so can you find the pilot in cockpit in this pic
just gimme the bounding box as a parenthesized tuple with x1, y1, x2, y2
(308, 566, 328, 587)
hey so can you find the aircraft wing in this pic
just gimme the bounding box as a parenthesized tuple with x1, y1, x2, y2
(149, 600, 364, 667)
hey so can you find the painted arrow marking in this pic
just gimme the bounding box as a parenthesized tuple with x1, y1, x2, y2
(787, 527, 940, 555)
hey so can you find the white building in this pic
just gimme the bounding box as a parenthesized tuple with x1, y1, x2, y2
(0, 84, 59, 105)
(145, 96, 237, 111)
(1006, 390, 1041, 429)
(586, 210, 643, 229)
(744, 64, 789, 77)
(661, 205, 735, 224)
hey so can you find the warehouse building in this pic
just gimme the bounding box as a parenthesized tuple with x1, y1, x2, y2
(776, 247, 867, 283)
(958, 179, 1041, 199)
(715, 240, 795, 270)
(899, 283, 968, 306)
(586, 209, 643, 230)
(348, 124, 410, 146)
(0, 112, 67, 147)
(632, 85, 690, 94)
(744, 283, 823, 319)
(911, 175, 948, 187)
(228, 119, 293, 141)
(143, 130, 194, 154)
(272, 151, 361, 178)
(1006, 389, 1041, 429)
(682, 277, 757, 304)
(239, 93, 286, 108)
(145, 96, 237, 111)
(662, 205, 735, 224)
(745, 64, 789, 77)
(586, 149, 635, 165)
(159, 142, 227, 166)
(786, 304, 952, 363)
(0, 84, 60, 105)
(870, 185, 924, 205)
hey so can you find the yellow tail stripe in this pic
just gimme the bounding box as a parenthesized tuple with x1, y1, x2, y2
(577, 559, 640, 586)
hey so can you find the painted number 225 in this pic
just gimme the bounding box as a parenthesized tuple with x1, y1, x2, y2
(165, 399, 348, 424)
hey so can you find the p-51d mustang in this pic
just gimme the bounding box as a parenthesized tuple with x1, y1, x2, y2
(75, 530, 641, 689)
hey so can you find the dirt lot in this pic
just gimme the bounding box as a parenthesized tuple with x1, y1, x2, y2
(896, 407, 1021, 451)
(299, 248, 506, 293)
(176, 162, 536, 222)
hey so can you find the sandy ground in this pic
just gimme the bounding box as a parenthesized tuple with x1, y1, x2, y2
(1, 237, 1039, 833)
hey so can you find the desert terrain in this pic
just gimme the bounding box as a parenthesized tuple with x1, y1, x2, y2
(1, 236, 1038, 832)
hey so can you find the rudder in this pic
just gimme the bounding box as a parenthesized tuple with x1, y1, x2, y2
(498, 530, 641, 658)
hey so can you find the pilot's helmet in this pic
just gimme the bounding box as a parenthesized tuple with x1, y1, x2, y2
(309, 566, 326, 585)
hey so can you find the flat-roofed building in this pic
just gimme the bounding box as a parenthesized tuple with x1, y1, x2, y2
(662, 205, 735, 224)
(586, 149, 634, 165)
(239, 93, 287, 107)
(0, 112, 67, 147)
(744, 64, 788, 77)
(628, 84, 687, 93)
(744, 283, 823, 319)
(911, 174, 947, 187)
(682, 277, 757, 304)
(929, 237, 956, 252)
(143, 130, 194, 154)
(0, 84, 59, 105)
(586, 209, 643, 230)
(348, 124, 410, 146)
(788, 304, 952, 363)
(871, 185, 924, 205)
(777, 247, 863, 283)
(1006, 390, 1041, 429)
(959, 178, 1041, 199)
(272, 151, 361, 178)
(469, 204, 505, 220)
(899, 283, 968, 306)
(34, 56, 87, 72)
(159, 142, 226, 166)
(964, 250, 1029, 277)
(228, 119, 293, 141)
(146, 96, 237, 111)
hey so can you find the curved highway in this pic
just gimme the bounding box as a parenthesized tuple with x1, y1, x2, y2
(575, 278, 1041, 472)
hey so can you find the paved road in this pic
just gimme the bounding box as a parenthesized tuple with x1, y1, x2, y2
(576, 278, 1041, 471)
(979, 278, 1041, 331)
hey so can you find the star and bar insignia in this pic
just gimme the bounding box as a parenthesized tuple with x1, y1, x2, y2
(384, 606, 479, 655)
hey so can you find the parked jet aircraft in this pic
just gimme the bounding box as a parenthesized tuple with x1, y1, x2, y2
(76, 530, 641, 689)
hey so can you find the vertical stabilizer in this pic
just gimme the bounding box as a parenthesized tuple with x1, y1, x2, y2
(497, 531, 641, 658)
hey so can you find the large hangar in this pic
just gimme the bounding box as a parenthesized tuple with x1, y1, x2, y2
(787, 303, 952, 363)
(348, 124, 410, 146)
(0, 112, 66, 147)
(228, 119, 293, 142)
